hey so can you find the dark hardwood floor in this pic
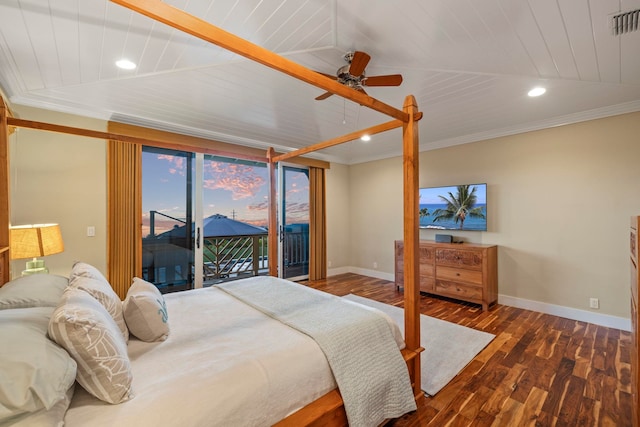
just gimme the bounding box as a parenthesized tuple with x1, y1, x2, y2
(302, 273, 633, 427)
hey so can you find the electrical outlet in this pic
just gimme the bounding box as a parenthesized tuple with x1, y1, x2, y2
(589, 298, 599, 309)
(373, 262, 378, 269)
(327, 260, 332, 268)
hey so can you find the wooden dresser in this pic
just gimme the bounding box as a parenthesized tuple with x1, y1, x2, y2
(631, 216, 639, 427)
(395, 240, 498, 311)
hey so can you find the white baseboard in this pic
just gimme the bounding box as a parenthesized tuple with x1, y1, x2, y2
(326, 266, 631, 332)
(499, 294, 631, 332)
(326, 266, 352, 276)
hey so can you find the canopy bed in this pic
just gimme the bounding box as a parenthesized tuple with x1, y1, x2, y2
(0, 0, 424, 425)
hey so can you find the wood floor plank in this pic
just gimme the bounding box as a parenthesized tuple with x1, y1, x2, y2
(301, 273, 633, 427)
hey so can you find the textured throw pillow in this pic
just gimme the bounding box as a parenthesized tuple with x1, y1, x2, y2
(0, 307, 77, 424)
(68, 261, 109, 284)
(123, 277, 169, 342)
(0, 274, 68, 309)
(68, 273, 129, 342)
(48, 288, 134, 404)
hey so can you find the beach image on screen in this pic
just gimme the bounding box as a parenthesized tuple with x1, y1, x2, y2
(419, 184, 487, 231)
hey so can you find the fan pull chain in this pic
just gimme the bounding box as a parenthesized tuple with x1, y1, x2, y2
(343, 99, 346, 124)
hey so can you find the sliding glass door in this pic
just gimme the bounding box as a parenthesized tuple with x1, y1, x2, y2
(142, 148, 270, 291)
(141, 147, 195, 293)
(279, 165, 310, 280)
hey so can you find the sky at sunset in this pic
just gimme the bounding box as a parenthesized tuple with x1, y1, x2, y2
(141, 151, 309, 237)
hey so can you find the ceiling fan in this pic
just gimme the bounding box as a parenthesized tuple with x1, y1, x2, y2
(315, 51, 403, 100)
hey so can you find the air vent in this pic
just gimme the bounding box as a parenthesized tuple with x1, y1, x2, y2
(612, 9, 640, 35)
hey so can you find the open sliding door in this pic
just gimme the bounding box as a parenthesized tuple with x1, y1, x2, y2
(278, 165, 310, 280)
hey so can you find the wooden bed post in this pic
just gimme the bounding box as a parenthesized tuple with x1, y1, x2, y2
(267, 148, 278, 277)
(0, 97, 11, 284)
(402, 95, 421, 397)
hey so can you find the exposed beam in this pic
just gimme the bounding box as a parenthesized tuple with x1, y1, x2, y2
(110, 0, 409, 123)
(272, 120, 402, 163)
(8, 117, 329, 168)
(272, 112, 422, 163)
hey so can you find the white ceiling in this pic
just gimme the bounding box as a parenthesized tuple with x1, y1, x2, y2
(1, 0, 640, 165)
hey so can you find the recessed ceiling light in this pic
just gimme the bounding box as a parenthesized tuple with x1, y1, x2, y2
(360, 135, 371, 142)
(528, 87, 546, 97)
(116, 59, 136, 70)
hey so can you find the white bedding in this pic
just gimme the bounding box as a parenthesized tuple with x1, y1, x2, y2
(64, 283, 405, 427)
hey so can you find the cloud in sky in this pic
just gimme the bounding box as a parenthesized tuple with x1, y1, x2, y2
(204, 161, 266, 200)
(157, 154, 186, 176)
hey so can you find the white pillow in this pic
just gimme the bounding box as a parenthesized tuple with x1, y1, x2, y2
(123, 277, 169, 342)
(0, 307, 76, 423)
(68, 274, 129, 343)
(0, 275, 68, 309)
(48, 288, 134, 404)
(4, 384, 74, 427)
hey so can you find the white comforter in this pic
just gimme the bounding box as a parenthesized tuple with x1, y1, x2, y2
(64, 281, 405, 427)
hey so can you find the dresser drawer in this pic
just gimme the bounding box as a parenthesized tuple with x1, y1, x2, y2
(419, 246, 435, 265)
(396, 264, 434, 286)
(435, 279, 483, 300)
(436, 265, 483, 285)
(420, 276, 435, 293)
(436, 248, 483, 270)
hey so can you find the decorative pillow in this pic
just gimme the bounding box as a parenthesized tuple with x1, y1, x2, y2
(123, 277, 169, 342)
(68, 274, 129, 342)
(68, 261, 109, 285)
(48, 288, 134, 404)
(0, 275, 68, 309)
(0, 307, 77, 424)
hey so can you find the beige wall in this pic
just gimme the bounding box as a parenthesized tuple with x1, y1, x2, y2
(345, 112, 640, 319)
(325, 162, 351, 270)
(10, 106, 107, 279)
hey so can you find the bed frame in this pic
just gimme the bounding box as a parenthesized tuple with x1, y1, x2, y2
(0, 1, 424, 424)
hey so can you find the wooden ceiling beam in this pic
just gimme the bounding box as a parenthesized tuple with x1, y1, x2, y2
(110, 0, 409, 123)
(272, 112, 422, 162)
(273, 119, 403, 163)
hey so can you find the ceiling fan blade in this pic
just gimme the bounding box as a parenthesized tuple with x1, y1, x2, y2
(349, 51, 371, 76)
(315, 92, 334, 100)
(356, 87, 368, 96)
(363, 74, 403, 87)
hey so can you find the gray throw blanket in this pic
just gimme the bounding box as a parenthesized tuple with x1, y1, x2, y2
(218, 276, 416, 427)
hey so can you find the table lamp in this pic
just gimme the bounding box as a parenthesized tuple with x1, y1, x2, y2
(10, 224, 64, 276)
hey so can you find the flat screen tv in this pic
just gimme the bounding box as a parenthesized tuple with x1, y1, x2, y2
(419, 183, 487, 231)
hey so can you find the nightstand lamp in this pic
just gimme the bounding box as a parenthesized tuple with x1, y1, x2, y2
(10, 224, 64, 276)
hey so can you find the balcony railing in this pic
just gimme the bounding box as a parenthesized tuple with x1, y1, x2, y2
(142, 230, 308, 291)
(202, 235, 268, 284)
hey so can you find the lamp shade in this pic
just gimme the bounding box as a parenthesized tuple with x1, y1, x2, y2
(10, 224, 65, 260)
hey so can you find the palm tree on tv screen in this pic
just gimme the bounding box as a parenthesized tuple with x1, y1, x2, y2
(431, 185, 485, 229)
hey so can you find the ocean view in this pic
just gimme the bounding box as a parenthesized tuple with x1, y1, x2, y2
(419, 203, 487, 231)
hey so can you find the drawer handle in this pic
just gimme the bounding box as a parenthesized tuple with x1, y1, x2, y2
(456, 273, 460, 276)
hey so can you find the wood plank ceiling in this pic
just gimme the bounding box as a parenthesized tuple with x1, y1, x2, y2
(1, 0, 639, 164)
